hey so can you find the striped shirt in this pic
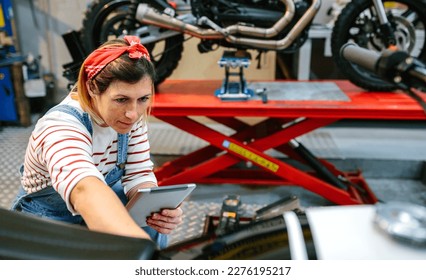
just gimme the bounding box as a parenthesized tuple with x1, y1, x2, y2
(21, 95, 157, 214)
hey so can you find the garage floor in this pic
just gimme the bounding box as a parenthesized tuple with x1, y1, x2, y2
(1, 115, 426, 247)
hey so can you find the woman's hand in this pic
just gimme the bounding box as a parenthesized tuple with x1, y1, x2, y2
(146, 206, 183, 234)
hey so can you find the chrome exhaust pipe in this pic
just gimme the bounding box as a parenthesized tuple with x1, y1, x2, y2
(136, 4, 223, 40)
(135, 0, 321, 50)
(225, 0, 295, 39)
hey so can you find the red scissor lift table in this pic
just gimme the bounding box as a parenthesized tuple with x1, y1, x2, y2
(152, 80, 426, 206)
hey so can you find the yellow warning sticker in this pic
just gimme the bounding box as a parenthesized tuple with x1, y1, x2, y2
(223, 140, 279, 172)
(0, 5, 5, 28)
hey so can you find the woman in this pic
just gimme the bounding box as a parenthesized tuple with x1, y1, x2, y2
(10, 36, 182, 249)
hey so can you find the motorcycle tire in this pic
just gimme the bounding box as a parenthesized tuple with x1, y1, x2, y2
(80, 0, 184, 85)
(331, 0, 426, 92)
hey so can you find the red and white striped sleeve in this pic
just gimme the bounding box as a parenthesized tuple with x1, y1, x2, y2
(23, 111, 105, 214)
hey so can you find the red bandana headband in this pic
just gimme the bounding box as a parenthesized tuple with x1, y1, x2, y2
(84, 35, 151, 80)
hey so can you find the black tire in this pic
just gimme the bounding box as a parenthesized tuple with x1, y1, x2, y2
(331, 0, 426, 91)
(80, 0, 184, 85)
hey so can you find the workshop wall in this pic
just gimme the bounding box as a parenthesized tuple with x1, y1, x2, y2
(13, 0, 90, 97)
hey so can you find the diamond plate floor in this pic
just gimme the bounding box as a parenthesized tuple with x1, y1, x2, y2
(1, 117, 426, 246)
(0, 125, 33, 209)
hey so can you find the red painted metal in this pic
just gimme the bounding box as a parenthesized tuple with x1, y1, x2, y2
(152, 80, 426, 205)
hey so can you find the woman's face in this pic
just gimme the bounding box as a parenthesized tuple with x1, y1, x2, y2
(89, 77, 153, 134)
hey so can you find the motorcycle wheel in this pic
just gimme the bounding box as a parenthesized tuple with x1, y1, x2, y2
(80, 0, 184, 85)
(331, 0, 426, 92)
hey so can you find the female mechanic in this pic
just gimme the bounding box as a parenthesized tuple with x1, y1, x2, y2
(10, 36, 182, 249)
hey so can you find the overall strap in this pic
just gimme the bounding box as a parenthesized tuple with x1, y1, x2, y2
(45, 104, 93, 136)
(116, 133, 129, 169)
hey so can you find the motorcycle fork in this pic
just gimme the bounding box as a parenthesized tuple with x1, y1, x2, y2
(371, 0, 397, 47)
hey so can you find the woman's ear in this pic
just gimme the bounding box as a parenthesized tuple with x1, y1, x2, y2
(86, 80, 96, 98)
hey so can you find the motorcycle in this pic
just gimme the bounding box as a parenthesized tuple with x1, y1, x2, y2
(64, 0, 426, 92)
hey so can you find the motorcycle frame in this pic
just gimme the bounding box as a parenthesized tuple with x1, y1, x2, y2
(134, 0, 321, 51)
(133, 0, 395, 51)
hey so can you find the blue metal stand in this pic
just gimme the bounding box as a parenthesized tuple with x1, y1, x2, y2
(214, 51, 254, 101)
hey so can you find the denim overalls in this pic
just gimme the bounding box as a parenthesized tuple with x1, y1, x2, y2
(10, 105, 167, 249)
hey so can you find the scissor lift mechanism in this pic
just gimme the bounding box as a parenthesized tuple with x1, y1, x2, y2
(152, 80, 426, 205)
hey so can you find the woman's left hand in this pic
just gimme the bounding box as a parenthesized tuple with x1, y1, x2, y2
(146, 206, 183, 234)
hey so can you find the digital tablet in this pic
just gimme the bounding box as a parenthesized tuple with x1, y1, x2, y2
(126, 183, 196, 227)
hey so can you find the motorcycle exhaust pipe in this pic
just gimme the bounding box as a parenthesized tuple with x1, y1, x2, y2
(136, 4, 224, 40)
(224, 0, 296, 39)
(135, 0, 321, 51)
